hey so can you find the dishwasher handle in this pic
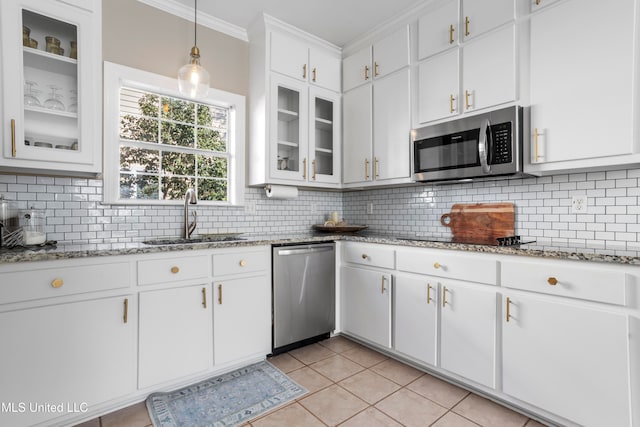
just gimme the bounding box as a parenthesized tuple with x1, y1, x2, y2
(277, 246, 334, 256)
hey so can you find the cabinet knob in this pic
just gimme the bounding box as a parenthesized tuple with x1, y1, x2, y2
(51, 278, 64, 288)
(547, 277, 558, 286)
(239, 260, 247, 267)
(362, 254, 368, 260)
(433, 262, 441, 269)
(171, 266, 180, 274)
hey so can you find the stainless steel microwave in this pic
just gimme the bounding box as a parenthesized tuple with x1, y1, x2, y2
(412, 106, 525, 182)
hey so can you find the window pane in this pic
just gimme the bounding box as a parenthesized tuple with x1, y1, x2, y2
(198, 155, 227, 178)
(120, 174, 159, 200)
(121, 88, 159, 118)
(162, 151, 195, 176)
(197, 103, 228, 127)
(197, 127, 226, 152)
(161, 97, 195, 124)
(198, 178, 227, 202)
(120, 115, 158, 143)
(162, 177, 195, 200)
(120, 146, 160, 173)
(161, 121, 194, 147)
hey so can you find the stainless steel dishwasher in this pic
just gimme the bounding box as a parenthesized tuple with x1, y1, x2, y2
(272, 243, 335, 354)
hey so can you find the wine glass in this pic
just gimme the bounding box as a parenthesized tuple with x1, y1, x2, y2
(43, 85, 65, 111)
(24, 81, 41, 107)
(67, 89, 77, 113)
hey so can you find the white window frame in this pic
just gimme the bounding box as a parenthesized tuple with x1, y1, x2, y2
(103, 61, 245, 205)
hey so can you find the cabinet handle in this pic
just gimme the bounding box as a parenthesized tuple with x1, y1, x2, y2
(449, 95, 455, 113)
(303, 157, 307, 179)
(381, 275, 386, 294)
(374, 157, 379, 178)
(547, 277, 558, 286)
(465, 90, 471, 110)
(171, 266, 179, 274)
(449, 24, 455, 44)
(11, 119, 16, 158)
(427, 283, 433, 304)
(202, 287, 207, 309)
(374, 62, 380, 77)
(51, 278, 64, 288)
(312, 67, 317, 82)
(364, 65, 370, 80)
(218, 284, 223, 304)
(239, 259, 247, 267)
(506, 297, 511, 322)
(365, 158, 370, 180)
(303, 64, 307, 79)
(534, 128, 540, 162)
(442, 286, 447, 307)
(312, 159, 317, 180)
(433, 262, 441, 269)
(465, 16, 470, 37)
(123, 298, 129, 323)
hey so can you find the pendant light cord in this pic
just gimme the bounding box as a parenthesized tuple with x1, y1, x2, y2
(194, 0, 198, 47)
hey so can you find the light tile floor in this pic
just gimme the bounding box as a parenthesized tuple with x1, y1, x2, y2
(75, 336, 549, 427)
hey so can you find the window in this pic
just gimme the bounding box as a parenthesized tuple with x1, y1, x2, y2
(103, 62, 245, 205)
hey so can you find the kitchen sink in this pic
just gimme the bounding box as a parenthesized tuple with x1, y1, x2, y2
(142, 233, 245, 245)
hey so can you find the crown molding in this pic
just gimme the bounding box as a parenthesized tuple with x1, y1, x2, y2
(137, 0, 249, 42)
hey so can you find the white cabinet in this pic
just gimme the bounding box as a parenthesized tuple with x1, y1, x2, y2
(342, 84, 372, 184)
(418, 50, 459, 126)
(440, 279, 496, 388)
(461, 0, 515, 41)
(418, 0, 459, 60)
(341, 266, 392, 348)
(527, 0, 636, 170)
(213, 275, 271, 365)
(249, 18, 342, 188)
(0, 295, 136, 427)
(0, 0, 101, 174)
(343, 46, 372, 92)
(502, 293, 631, 427)
(395, 274, 437, 366)
(138, 284, 213, 389)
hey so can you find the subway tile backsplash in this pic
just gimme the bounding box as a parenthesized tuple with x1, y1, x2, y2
(1, 167, 639, 255)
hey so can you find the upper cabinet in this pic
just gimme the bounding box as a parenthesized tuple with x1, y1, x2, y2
(0, 0, 102, 175)
(249, 15, 341, 188)
(418, 1, 459, 60)
(526, 0, 638, 173)
(461, 0, 515, 41)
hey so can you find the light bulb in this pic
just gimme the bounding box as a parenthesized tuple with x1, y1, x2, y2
(178, 47, 209, 98)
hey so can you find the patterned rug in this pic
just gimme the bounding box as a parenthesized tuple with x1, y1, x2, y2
(146, 361, 307, 427)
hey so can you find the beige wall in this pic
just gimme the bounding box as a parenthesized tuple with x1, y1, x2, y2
(102, 0, 249, 96)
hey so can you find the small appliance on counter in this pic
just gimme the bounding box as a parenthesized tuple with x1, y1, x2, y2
(22, 208, 46, 245)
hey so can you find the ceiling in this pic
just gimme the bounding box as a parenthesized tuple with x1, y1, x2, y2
(140, 0, 423, 47)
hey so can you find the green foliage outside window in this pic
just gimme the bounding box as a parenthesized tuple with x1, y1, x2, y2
(118, 88, 229, 201)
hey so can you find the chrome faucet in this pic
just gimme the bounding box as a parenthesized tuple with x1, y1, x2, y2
(184, 188, 197, 239)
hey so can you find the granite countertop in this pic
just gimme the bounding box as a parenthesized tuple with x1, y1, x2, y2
(2, 231, 640, 266)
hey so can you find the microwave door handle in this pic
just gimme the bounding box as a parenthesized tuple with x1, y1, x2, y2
(478, 118, 491, 174)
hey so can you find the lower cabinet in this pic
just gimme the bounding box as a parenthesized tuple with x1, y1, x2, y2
(341, 265, 391, 348)
(502, 293, 631, 427)
(213, 275, 271, 365)
(440, 279, 497, 388)
(0, 295, 136, 427)
(138, 284, 213, 389)
(394, 273, 437, 366)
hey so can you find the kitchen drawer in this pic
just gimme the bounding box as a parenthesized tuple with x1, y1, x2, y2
(501, 258, 626, 305)
(397, 247, 497, 285)
(137, 255, 209, 286)
(213, 250, 268, 277)
(0, 261, 131, 304)
(342, 243, 395, 269)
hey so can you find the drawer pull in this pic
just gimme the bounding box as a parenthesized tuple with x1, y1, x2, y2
(442, 286, 448, 307)
(361, 254, 368, 260)
(547, 277, 558, 286)
(171, 266, 179, 274)
(433, 262, 441, 269)
(51, 278, 64, 288)
(506, 297, 511, 322)
(202, 287, 207, 309)
(239, 260, 247, 267)
(123, 298, 129, 323)
(218, 284, 223, 305)
(427, 283, 433, 304)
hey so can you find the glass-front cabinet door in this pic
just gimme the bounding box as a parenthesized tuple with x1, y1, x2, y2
(0, 0, 101, 174)
(309, 87, 340, 184)
(269, 74, 308, 182)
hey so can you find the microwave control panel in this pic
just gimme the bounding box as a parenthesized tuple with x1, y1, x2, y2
(491, 122, 512, 165)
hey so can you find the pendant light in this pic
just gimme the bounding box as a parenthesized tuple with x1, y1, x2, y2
(178, 0, 209, 98)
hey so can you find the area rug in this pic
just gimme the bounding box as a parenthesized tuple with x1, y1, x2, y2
(146, 361, 307, 427)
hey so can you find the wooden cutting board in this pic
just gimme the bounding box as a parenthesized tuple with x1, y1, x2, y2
(441, 203, 515, 245)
